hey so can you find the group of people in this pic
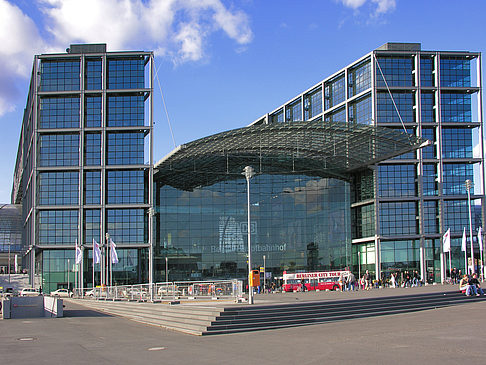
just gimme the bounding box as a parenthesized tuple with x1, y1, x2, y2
(450, 267, 464, 284)
(459, 273, 485, 296)
(338, 271, 358, 291)
(339, 270, 374, 291)
(338, 270, 425, 291)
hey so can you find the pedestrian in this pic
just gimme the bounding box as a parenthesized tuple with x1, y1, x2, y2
(468, 274, 484, 296)
(347, 272, 356, 291)
(364, 270, 371, 290)
(301, 278, 306, 292)
(403, 271, 411, 288)
(451, 267, 458, 284)
(459, 274, 469, 294)
(390, 273, 396, 288)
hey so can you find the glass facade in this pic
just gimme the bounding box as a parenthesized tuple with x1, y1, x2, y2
(376, 92, 415, 123)
(106, 170, 146, 204)
(85, 59, 102, 90)
(13, 45, 153, 293)
(0, 205, 23, 272)
(378, 165, 416, 197)
(349, 95, 372, 125)
(155, 175, 351, 281)
(441, 93, 471, 122)
(107, 95, 145, 127)
(247, 45, 483, 282)
(39, 60, 80, 92)
(304, 88, 322, 120)
(380, 240, 420, 274)
(37, 171, 79, 205)
(106, 132, 145, 165)
(38, 210, 78, 245)
(12, 43, 483, 290)
(348, 61, 371, 96)
(84, 133, 101, 165)
(107, 57, 145, 89)
(376, 56, 414, 87)
(38, 134, 79, 167)
(440, 57, 470, 87)
(39, 97, 80, 129)
(85, 96, 102, 127)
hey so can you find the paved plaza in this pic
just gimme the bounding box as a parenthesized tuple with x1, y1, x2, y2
(1, 285, 485, 364)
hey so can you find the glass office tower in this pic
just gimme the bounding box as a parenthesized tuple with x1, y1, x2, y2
(0, 204, 23, 273)
(12, 44, 154, 292)
(250, 43, 483, 283)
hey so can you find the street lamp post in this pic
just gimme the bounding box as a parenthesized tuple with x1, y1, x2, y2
(165, 256, 168, 283)
(105, 233, 110, 287)
(358, 251, 361, 282)
(263, 255, 266, 294)
(465, 180, 475, 274)
(8, 242, 11, 283)
(148, 208, 155, 301)
(243, 166, 255, 304)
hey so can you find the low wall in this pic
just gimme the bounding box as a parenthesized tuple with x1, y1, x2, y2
(1, 296, 63, 319)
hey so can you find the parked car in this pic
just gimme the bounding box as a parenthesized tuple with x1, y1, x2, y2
(20, 288, 41, 296)
(50, 288, 73, 297)
(85, 289, 94, 297)
(0, 287, 16, 297)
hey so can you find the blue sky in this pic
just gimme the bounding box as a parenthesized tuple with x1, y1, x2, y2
(0, 0, 484, 202)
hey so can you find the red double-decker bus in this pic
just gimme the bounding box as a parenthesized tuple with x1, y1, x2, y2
(282, 270, 350, 292)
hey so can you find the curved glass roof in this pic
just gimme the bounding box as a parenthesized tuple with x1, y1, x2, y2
(155, 121, 427, 191)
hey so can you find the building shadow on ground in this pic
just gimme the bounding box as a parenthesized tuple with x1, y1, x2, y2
(63, 309, 112, 318)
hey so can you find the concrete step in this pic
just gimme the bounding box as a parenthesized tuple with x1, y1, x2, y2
(218, 292, 467, 320)
(68, 299, 222, 335)
(76, 301, 220, 321)
(67, 291, 485, 336)
(207, 292, 485, 334)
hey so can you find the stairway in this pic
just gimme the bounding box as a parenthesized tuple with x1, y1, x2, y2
(68, 290, 485, 336)
(68, 299, 223, 335)
(207, 291, 485, 334)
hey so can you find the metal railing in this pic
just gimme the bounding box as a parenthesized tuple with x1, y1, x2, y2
(75, 279, 243, 302)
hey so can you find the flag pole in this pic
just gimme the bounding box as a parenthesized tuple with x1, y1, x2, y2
(92, 238, 95, 290)
(110, 240, 113, 287)
(448, 250, 452, 283)
(479, 227, 484, 281)
(74, 239, 77, 296)
(463, 228, 467, 275)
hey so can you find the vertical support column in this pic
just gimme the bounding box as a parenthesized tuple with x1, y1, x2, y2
(435, 52, 446, 283)
(300, 95, 304, 121)
(148, 53, 154, 301)
(101, 53, 107, 288)
(79, 55, 85, 294)
(371, 52, 380, 280)
(477, 54, 485, 231)
(32, 55, 39, 289)
(416, 52, 426, 283)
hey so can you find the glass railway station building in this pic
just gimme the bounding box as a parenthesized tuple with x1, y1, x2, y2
(11, 43, 484, 292)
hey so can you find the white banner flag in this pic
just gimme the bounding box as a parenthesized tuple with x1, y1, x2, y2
(478, 227, 483, 252)
(93, 239, 101, 264)
(110, 239, 119, 264)
(75, 239, 83, 264)
(461, 227, 467, 252)
(443, 228, 451, 253)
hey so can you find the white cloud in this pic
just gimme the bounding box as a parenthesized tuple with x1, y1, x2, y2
(338, 0, 396, 16)
(371, 0, 396, 15)
(174, 22, 205, 62)
(0, 0, 253, 117)
(38, 0, 253, 59)
(339, 0, 367, 9)
(0, 0, 48, 115)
